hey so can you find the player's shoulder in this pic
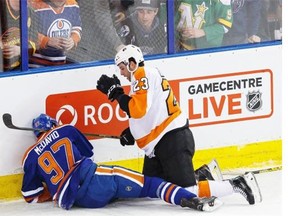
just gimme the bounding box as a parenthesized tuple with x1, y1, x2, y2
(55, 124, 76, 131)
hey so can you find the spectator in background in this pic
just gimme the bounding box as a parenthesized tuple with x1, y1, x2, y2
(256, 0, 271, 42)
(110, 0, 134, 27)
(267, 0, 282, 40)
(0, 0, 36, 71)
(175, 0, 233, 51)
(28, 0, 82, 67)
(0, 14, 3, 71)
(66, 0, 128, 62)
(116, 0, 167, 55)
(222, 0, 262, 46)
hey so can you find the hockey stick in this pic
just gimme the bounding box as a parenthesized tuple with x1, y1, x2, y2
(245, 166, 282, 175)
(2, 113, 121, 139)
(222, 166, 282, 176)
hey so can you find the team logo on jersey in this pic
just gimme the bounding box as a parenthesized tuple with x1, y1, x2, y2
(246, 91, 262, 112)
(48, 19, 72, 38)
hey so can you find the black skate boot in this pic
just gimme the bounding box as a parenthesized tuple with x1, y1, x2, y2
(195, 159, 223, 181)
(195, 164, 214, 181)
(229, 172, 258, 205)
(180, 196, 223, 212)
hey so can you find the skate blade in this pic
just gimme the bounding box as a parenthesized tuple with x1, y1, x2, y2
(207, 159, 223, 181)
(202, 197, 223, 212)
(244, 172, 263, 203)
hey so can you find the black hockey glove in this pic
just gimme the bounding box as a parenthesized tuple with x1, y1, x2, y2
(96, 74, 124, 102)
(120, 127, 135, 146)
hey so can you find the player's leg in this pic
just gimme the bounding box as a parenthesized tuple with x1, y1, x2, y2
(154, 126, 197, 187)
(109, 165, 222, 211)
(142, 154, 164, 178)
(197, 172, 262, 205)
(140, 176, 223, 212)
(195, 159, 223, 181)
(75, 164, 115, 208)
(229, 172, 262, 204)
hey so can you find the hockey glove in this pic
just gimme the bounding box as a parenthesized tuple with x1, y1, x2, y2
(108, 74, 124, 101)
(96, 74, 124, 102)
(120, 127, 135, 146)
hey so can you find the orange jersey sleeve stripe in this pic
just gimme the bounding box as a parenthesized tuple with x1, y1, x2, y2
(136, 110, 182, 149)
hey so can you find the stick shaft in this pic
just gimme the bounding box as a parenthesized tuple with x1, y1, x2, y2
(2, 113, 120, 139)
(222, 166, 282, 176)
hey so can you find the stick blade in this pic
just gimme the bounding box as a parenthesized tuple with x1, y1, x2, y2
(2, 113, 14, 128)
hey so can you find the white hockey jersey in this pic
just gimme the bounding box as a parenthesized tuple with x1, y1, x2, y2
(128, 66, 187, 156)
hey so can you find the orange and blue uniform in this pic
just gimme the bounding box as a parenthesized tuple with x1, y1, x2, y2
(21, 124, 197, 210)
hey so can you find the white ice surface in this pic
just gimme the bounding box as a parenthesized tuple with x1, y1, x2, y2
(0, 171, 283, 216)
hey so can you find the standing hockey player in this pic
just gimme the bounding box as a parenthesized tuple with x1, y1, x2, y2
(96, 44, 262, 205)
(21, 113, 222, 211)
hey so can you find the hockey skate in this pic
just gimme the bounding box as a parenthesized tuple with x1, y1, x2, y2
(229, 172, 262, 204)
(180, 196, 223, 212)
(195, 159, 223, 181)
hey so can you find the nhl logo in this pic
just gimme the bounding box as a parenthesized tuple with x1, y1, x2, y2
(246, 91, 262, 112)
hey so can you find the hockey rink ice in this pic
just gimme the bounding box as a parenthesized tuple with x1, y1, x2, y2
(0, 170, 283, 216)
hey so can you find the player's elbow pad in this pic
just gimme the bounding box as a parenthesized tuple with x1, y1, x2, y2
(117, 94, 131, 116)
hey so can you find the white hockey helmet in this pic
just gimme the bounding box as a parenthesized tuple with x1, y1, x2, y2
(115, 44, 144, 67)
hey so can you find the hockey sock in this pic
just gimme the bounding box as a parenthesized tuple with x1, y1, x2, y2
(198, 180, 234, 198)
(140, 176, 197, 205)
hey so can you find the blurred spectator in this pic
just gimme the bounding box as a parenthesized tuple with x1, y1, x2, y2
(66, 0, 126, 62)
(267, 0, 282, 40)
(116, 0, 167, 55)
(0, 15, 3, 71)
(175, 0, 233, 51)
(28, 0, 82, 67)
(223, 0, 262, 46)
(0, 0, 36, 71)
(256, 0, 271, 42)
(110, 0, 134, 26)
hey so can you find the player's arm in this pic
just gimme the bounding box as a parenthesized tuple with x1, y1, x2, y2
(203, 0, 233, 45)
(116, 94, 132, 116)
(120, 83, 148, 119)
(36, 183, 52, 203)
(70, 126, 94, 157)
(96, 73, 149, 118)
(21, 168, 50, 203)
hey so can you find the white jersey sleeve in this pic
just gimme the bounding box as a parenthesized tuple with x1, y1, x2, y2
(128, 66, 187, 156)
